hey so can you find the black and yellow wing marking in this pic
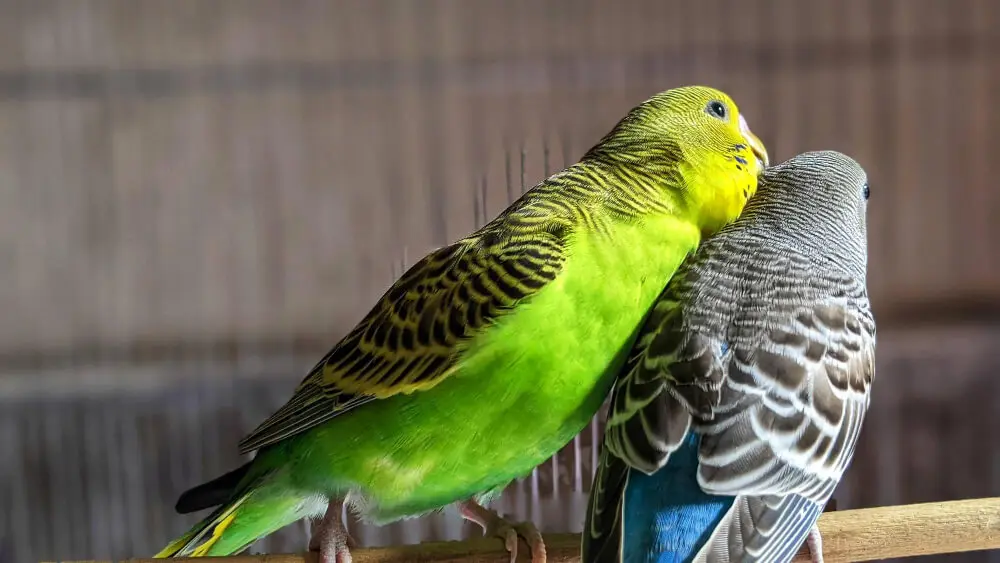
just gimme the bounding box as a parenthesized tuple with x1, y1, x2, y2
(237, 225, 569, 453)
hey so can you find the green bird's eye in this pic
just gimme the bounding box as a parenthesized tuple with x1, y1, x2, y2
(863, 183, 870, 200)
(706, 100, 727, 120)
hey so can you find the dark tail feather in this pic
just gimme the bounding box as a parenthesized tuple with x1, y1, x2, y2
(175, 462, 252, 514)
(582, 447, 630, 563)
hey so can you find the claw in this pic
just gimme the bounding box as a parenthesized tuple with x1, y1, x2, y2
(458, 499, 547, 563)
(309, 500, 355, 563)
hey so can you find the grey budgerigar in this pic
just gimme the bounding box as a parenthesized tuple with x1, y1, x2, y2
(583, 150, 876, 563)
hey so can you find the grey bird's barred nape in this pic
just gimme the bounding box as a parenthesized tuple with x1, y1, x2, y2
(727, 150, 869, 279)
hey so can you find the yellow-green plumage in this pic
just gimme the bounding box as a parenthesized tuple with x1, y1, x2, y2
(156, 85, 769, 559)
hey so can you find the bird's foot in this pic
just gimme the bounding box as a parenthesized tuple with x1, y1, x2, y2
(458, 499, 546, 563)
(309, 500, 355, 563)
(805, 523, 825, 563)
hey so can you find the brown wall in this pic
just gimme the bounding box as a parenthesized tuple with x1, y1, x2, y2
(1, 1, 999, 562)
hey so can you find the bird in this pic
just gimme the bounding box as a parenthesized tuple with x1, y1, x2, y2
(581, 150, 875, 563)
(154, 85, 770, 563)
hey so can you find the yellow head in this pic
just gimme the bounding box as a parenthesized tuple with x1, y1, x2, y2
(584, 85, 769, 235)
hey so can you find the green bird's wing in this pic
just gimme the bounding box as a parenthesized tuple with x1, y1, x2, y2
(238, 223, 569, 453)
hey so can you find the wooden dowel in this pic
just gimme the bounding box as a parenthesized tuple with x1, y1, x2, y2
(47, 497, 1000, 563)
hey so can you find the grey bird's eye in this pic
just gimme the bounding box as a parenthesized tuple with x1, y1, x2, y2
(706, 100, 727, 120)
(863, 183, 870, 200)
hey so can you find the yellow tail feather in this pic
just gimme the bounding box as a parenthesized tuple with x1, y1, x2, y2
(154, 493, 250, 558)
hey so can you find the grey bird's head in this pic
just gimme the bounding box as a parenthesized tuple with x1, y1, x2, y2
(740, 149, 870, 277)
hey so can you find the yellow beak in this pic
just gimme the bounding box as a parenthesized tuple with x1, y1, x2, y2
(738, 114, 769, 170)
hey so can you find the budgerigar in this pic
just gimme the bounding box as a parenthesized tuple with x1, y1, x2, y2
(581, 150, 875, 563)
(155, 86, 769, 563)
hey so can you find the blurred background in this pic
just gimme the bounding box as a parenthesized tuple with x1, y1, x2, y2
(1, 1, 998, 562)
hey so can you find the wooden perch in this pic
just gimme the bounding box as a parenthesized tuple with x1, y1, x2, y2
(50, 497, 1000, 563)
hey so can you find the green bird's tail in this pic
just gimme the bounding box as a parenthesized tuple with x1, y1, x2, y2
(154, 468, 311, 558)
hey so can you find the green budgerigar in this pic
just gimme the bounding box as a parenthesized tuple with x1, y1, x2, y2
(583, 150, 875, 563)
(156, 86, 769, 563)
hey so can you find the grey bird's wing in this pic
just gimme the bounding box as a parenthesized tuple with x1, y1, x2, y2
(586, 235, 876, 563)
